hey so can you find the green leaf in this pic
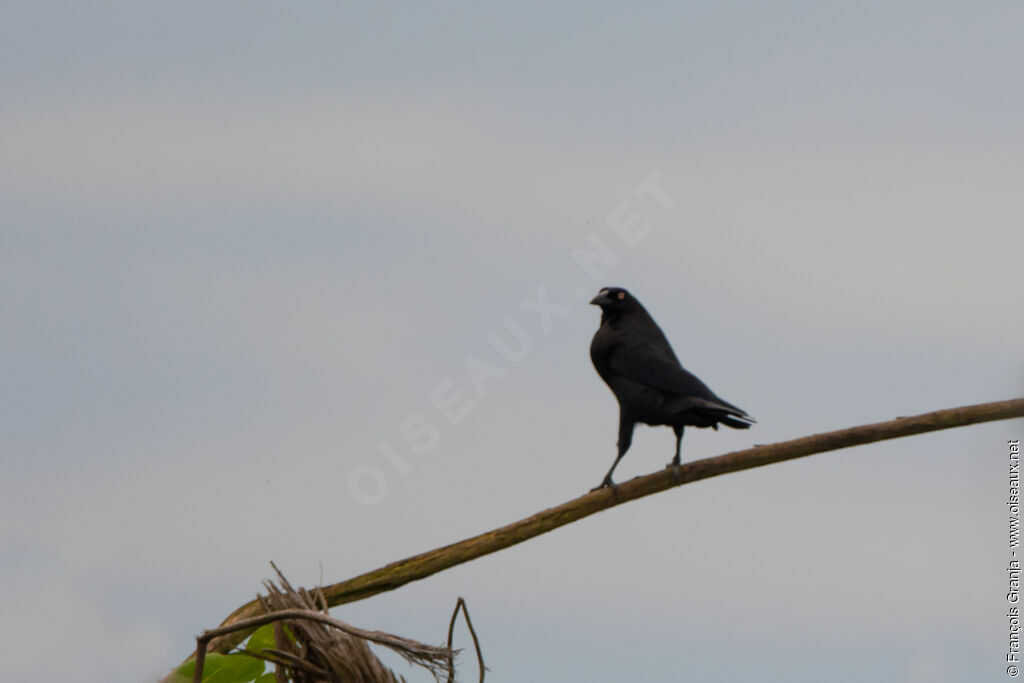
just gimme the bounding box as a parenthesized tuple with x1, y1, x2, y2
(168, 659, 195, 682)
(245, 624, 278, 655)
(211, 653, 266, 683)
(171, 653, 264, 683)
(168, 651, 268, 683)
(253, 673, 278, 683)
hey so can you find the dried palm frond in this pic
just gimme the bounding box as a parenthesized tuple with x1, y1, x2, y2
(248, 563, 455, 682)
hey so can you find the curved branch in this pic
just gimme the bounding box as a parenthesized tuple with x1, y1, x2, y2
(198, 609, 449, 659)
(446, 597, 485, 683)
(197, 397, 1024, 657)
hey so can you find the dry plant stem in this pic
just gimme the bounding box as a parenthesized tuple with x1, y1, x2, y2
(192, 609, 449, 683)
(199, 397, 1024, 656)
(273, 622, 288, 683)
(446, 597, 485, 683)
(253, 649, 328, 678)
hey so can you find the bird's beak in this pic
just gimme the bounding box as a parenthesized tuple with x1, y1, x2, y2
(589, 291, 613, 306)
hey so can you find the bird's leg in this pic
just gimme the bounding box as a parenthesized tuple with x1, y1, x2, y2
(670, 426, 684, 466)
(592, 453, 625, 492)
(592, 418, 634, 492)
(668, 425, 684, 481)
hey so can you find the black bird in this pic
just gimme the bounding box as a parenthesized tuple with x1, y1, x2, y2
(589, 287, 754, 489)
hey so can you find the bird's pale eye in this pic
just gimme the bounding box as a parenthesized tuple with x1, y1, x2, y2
(617, 292, 625, 300)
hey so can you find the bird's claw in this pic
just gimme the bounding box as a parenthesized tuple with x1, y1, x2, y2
(590, 480, 619, 496)
(665, 456, 683, 482)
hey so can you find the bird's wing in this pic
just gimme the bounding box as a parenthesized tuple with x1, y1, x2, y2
(608, 342, 750, 417)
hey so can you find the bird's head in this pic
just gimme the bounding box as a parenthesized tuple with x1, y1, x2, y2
(589, 287, 637, 315)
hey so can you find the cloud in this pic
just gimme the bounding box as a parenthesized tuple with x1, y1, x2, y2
(1, 93, 609, 216)
(0, 563, 173, 682)
(4, 89, 1020, 356)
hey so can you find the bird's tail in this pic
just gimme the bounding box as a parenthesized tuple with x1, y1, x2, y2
(687, 396, 756, 430)
(717, 414, 754, 429)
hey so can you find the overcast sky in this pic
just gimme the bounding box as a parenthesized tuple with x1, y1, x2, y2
(2, 3, 1023, 682)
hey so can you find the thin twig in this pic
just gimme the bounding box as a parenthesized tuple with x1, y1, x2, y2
(189, 397, 1024, 658)
(199, 609, 438, 656)
(248, 648, 329, 678)
(447, 597, 485, 683)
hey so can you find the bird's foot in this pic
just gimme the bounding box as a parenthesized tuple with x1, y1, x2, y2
(590, 478, 619, 495)
(666, 456, 682, 482)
